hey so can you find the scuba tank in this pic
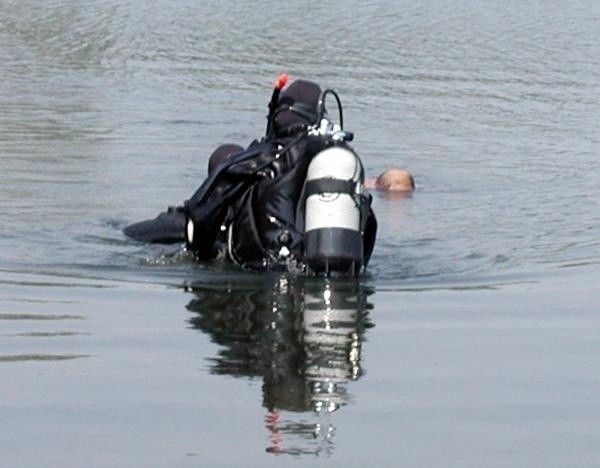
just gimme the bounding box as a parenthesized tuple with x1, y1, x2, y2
(303, 145, 365, 276)
(301, 90, 367, 276)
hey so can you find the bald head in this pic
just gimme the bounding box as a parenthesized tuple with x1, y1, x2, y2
(367, 168, 415, 192)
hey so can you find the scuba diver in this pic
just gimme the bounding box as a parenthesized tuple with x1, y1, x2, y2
(124, 75, 377, 276)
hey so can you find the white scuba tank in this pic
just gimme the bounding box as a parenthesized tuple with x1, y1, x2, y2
(303, 146, 364, 275)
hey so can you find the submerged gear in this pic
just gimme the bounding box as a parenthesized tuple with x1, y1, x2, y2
(125, 78, 377, 276)
(184, 137, 376, 275)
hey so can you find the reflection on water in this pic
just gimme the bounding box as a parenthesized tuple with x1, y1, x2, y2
(186, 275, 373, 456)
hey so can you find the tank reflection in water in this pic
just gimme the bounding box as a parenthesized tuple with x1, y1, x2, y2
(185, 275, 374, 456)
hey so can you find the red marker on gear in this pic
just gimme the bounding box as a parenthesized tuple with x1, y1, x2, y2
(274, 73, 289, 90)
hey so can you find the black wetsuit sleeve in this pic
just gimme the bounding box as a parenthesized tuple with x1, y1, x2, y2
(123, 206, 186, 244)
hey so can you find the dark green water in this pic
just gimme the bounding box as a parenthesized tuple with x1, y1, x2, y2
(1, 0, 599, 466)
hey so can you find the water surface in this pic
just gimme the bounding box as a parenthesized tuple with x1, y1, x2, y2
(1, 0, 599, 466)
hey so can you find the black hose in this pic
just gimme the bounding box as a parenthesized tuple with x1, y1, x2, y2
(317, 89, 344, 130)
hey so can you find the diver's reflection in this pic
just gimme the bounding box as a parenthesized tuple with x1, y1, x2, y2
(186, 275, 374, 456)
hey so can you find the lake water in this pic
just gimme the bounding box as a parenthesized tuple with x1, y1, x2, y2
(1, 0, 599, 466)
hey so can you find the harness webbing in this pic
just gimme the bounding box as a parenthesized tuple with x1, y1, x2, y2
(304, 178, 356, 197)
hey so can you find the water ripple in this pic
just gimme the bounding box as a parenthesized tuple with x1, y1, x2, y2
(0, 313, 84, 321)
(0, 354, 91, 362)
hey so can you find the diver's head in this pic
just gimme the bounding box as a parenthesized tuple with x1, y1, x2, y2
(272, 79, 322, 137)
(207, 143, 244, 174)
(371, 168, 415, 192)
